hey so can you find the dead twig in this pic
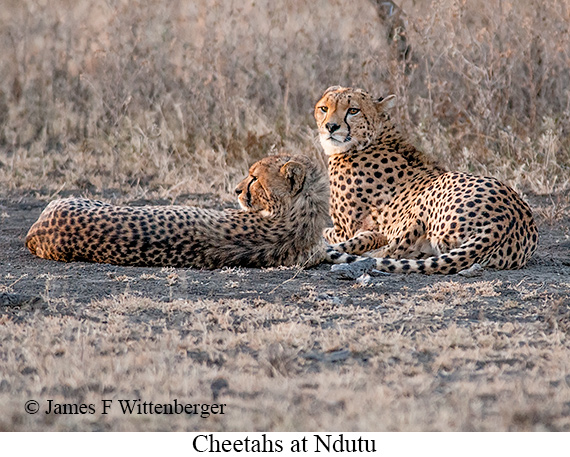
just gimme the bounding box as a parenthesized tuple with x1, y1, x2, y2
(368, 0, 411, 62)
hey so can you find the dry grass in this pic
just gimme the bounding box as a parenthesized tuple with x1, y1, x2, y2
(1, 277, 569, 431)
(0, 0, 569, 202)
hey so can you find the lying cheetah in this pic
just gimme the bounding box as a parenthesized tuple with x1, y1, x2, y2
(26, 154, 382, 269)
(314, 86, 538, 274)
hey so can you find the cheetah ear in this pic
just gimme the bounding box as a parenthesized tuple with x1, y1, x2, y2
(376, 94, 397, 111)
(280, 161, 306, 196)
(323, 85, 343, 96)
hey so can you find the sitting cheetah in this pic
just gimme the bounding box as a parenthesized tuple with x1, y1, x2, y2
(314, 86, 538, 274)
(26, 154, 382, 269)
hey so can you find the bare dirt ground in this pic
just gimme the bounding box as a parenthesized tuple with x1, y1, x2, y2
(1, 191, 570, 431)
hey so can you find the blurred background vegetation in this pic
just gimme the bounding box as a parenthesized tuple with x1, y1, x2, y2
(0, 0, 568, 202)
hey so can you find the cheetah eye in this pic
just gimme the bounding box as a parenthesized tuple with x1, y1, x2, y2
(347, 108, 360, 115)
(319, 106, 328, 113)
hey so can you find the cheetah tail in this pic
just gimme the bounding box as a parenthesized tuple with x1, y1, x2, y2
(372, 234, 504, 275)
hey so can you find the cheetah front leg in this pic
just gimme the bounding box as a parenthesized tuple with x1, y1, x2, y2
(320, 231, 388, 266)
(299, 231, 385, 267)
(366, 223, 441, 260)
(330, 230, 388, 256)
(324, 210, 383, 246)
(323, 226, 349, 244)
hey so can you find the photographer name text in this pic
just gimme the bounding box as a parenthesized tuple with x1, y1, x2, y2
(40, 399, 225, 417)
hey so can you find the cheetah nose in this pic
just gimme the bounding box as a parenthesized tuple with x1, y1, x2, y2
(326, 122, 340, 134)
(235, 188, 242, 196)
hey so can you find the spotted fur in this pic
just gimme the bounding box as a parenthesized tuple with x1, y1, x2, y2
(314, 86, 539, 274)
(26, 154, 380, 269)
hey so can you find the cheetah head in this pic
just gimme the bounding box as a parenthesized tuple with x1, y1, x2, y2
(235, 155, 308, 215)
(314, 86, 396, 156)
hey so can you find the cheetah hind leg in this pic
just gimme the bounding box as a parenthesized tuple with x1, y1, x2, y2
(332, 230, 388, 255)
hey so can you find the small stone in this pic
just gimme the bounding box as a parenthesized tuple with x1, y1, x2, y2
(458, 263, 484, 277)
(326, 349, 351, 362)
(356, 273, 371, 285)
(330, 258, 377, 280)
